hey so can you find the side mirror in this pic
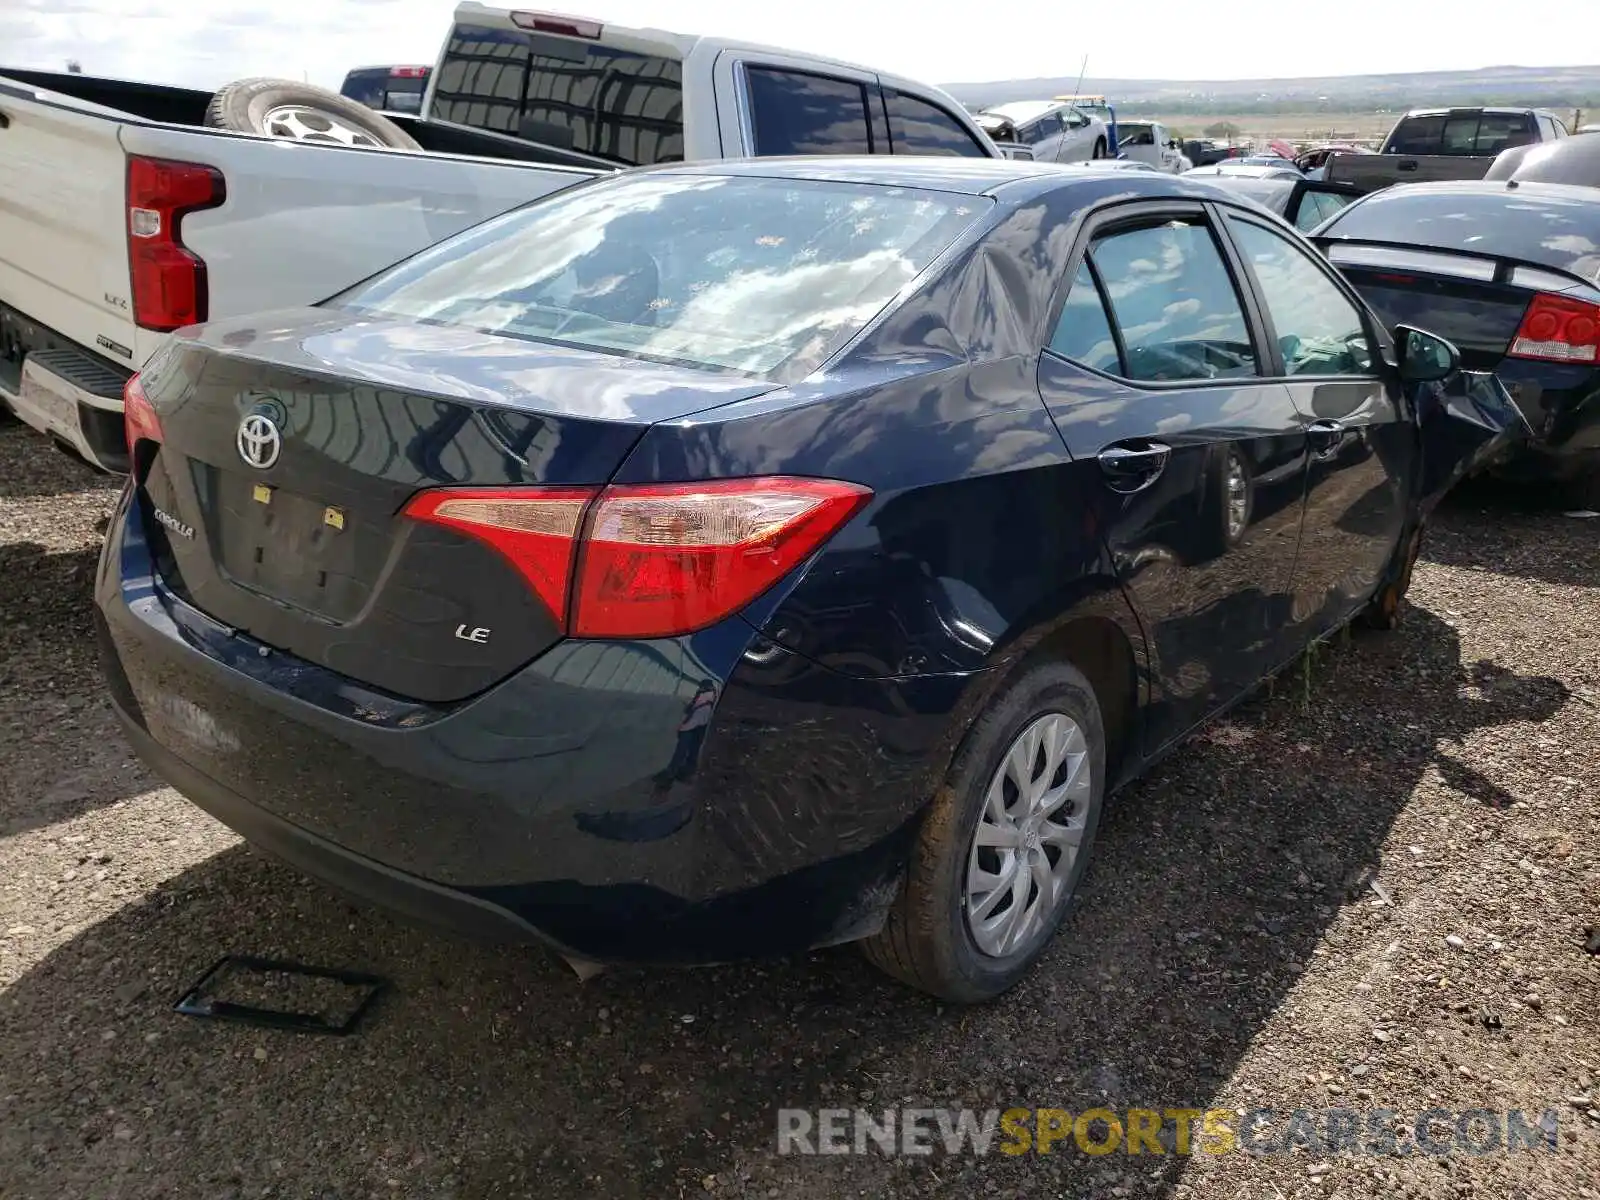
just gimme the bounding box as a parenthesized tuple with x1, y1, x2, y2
(1396, 326, 1459, 383)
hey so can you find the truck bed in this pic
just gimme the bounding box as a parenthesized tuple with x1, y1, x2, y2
(0, 68, 604, 470)
(1325, 152, 1496, 193)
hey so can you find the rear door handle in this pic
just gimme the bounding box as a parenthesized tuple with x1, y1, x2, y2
(1307, 419, 1345, 459)
(1397, 159, 1419, 172)
(1097, 441, 1171, 494)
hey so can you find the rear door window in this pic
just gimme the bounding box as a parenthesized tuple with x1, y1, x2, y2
(1385, 114, 1444, 154)
(1086, 217, 1258, 382)
(1048, 263, 1122, 373)
(1019, 112, 1062, 146)
(1475, 112, 1534, 153)
(746, 68, 874, 155)
(883, 90, 989, 157)
(431, 22, 684, 165)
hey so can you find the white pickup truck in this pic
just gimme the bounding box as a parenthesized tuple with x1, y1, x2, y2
(0, 2, 1003, 472)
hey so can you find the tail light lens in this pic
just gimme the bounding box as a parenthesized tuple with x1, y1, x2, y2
(402, 487, 595, 625)
(402, 477, 870, 639)
(573, 479, 872, 638)
(126, 156, 225, 332)
(123, 373, 162, 456)
(1509, 293, 1600, 364)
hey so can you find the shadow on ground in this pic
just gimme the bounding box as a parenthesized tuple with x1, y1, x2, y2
(0, 541, 146, 837)
(1422, 476, 1600, 589)
(0, 422, 116, 501)
(0, 603, 1570, 1200)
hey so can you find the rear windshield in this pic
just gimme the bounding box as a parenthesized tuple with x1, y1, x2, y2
(1385, 112, 1536, 156)
(332, 174, 990, 379)
(340, 71, 427, 113)
(429, 23, 684, 166)
(1320, 186, 1600, 283)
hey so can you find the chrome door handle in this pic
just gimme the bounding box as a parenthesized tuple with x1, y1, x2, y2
(1097, 441, 1171, 494)
(1307, 419, 1345, 459)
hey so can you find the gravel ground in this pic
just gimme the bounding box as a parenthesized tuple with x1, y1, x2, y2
(0, 419, 1596, 1199)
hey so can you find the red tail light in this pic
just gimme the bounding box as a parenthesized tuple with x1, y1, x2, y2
(389, 66, 430, 78)
(403, 487, 596, 625)
(1509, 293, 1600, 365)
(402, 477, 870, 639)
(126, 156, 225, 332)
(123, 373, 162, 456)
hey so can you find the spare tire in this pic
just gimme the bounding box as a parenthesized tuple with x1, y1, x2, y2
(204, 78, 421, 151)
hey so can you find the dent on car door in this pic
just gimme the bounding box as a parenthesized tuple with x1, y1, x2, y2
(1222, 213, 1411, 631)
(1037, 208, 1311, 755)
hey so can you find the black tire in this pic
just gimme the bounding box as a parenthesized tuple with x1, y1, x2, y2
(204, 78, 422, 151)
(1092, 137, 1108, 160)
(862, 661, 1106, 1003)
(1561, 470, 1600, 513)
(1358, 524, 1424, 631)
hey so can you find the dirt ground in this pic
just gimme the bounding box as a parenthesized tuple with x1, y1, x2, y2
(0, 419, 1596, 1199)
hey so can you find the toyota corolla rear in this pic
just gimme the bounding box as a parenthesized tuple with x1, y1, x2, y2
(94, 168, 989, 963)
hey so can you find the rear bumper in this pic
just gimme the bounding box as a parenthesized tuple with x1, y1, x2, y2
(97, 484, 979, 964)
(2, 345, 131, 473)
(110, 698, 566, 949)
(1489, 364, 1600, 484)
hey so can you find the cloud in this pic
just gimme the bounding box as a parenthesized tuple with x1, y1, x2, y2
(2, 0, 1591, 95)
(3, 0, 454, 91)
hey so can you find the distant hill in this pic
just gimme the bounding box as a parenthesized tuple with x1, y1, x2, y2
(944, 64, 1600, 113)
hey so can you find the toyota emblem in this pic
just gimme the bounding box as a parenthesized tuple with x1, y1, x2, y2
(237, 412, 282, 470)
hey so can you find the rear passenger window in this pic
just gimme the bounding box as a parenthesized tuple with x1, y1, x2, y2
(1228, 217, 1374, 378)
(884, 91, 989, 157)
(1088, 219, 1258, 382)
(1048, 264, 1122, 373)
(1019, 113, 1061, 146)
(746, 68, 873, 155)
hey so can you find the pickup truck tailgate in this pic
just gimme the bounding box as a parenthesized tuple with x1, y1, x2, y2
(0, 78, 139, 388)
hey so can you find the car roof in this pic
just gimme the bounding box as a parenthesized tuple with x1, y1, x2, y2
(654, 156, 1259, 207)
(1184, 163, 1302, 179)
(1486, 134, 1600, 186)
(1399, 106, 1553, 118)
(983, 100, 1073, 123)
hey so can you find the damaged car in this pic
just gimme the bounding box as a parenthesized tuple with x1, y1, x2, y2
(96, 161, 1527, 1003)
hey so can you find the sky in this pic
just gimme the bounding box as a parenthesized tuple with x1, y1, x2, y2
(5, 0, 1597, 93)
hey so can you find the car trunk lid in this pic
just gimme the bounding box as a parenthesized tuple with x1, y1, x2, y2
(133, 309, 776, 702)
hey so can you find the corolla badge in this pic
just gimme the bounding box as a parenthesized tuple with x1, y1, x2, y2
(237, 412, 282, 469)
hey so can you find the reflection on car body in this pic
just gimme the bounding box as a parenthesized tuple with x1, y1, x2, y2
(98, 160, 1526, 1004)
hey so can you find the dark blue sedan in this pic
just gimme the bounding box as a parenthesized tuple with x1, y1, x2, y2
(98, 159, 1524, 1001)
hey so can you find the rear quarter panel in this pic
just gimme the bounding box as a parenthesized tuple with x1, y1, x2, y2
(614, 199, 1147, 700)
(0, 78, 139, 367)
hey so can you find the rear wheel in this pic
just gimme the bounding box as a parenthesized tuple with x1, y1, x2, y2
(1358, 524, 1424, 630)
(862, 661, 1106, 1002)
(1561, 469, 1600, 513)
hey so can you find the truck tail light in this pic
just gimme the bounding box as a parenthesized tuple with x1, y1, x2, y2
(1508, 293, 1600, 364)
(126, 155, 225, 332)
(123, 373, 162, 457)
(402, 477, 870, 638)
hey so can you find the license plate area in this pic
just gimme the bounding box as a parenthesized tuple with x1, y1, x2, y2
(202, 465, 374, 622)
(18, 363, 81, 437)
